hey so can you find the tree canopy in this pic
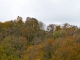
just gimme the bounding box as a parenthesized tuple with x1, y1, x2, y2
(0, 16, 80, 60)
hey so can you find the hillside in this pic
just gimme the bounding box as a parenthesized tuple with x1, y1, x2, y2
(0, 16, 80, 60)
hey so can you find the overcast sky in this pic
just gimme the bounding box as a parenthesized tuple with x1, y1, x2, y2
(0, 0, 80, 26)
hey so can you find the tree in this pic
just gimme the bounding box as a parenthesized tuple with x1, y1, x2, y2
(55, 25, 61, 31)
(1, 36, 27, 59)
(47, 24, 56, 33)
(39, 21, 45, 30)
(25, 17, 41, 43)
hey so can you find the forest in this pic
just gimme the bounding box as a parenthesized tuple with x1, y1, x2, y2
(0, 16, 80, 60)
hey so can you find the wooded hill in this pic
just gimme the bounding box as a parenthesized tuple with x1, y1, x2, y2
(0, 16, 80, 60)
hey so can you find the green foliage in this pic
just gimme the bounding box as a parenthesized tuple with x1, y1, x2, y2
(53, 30, 64, 39)
(0, 44, 21, 60)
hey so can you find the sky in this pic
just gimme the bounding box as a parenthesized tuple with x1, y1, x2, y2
(0, 0, 80, 26)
